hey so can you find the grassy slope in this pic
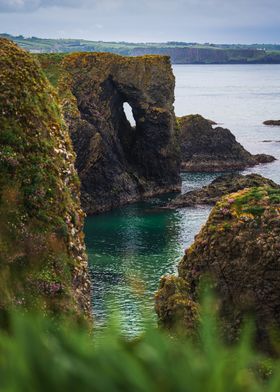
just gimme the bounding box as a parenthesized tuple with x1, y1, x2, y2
(1, 34, 280, 63)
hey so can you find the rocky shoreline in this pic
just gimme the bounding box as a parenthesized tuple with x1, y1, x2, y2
(179, 114, 276, 172)
(168, 173, 280, 208)
(156, 185, 280, 351)
(37, 57, 276, 215)
(1, 38, 280, 349)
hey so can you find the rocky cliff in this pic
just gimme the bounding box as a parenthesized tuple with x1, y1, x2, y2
(38, 53, 181, 214)
(168, 173, 279, 208)
(156, 186, 280, 351)
(0, 39, 91, 322)
(178, 114, 275, 171)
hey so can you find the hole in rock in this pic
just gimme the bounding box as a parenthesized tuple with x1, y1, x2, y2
(123, 102, 136, 127)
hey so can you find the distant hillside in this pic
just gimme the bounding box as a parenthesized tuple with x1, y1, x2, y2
(2, 33, 280, 64)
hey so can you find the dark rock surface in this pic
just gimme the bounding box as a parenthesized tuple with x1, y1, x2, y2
(38, 57, 275, 215)
(178, 114, 276, 172)
(168, 173, 279, 208)
(263, 120, 280, 126)
(0, 39, 91, 323)
(39, 53, 181, 215)
(156, 186, 280, 351)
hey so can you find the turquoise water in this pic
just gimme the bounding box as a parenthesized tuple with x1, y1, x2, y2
(85, 65, 280, 332)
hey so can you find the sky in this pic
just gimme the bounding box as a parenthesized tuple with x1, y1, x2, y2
(0, 0, 279, 43)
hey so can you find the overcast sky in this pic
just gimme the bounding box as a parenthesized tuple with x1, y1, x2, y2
(0, 0, 279, 43)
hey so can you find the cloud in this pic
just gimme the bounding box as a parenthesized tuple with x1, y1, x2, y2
(0, 0, 128, 12)
(1, 0, 280, 16)
(0, 0, 87, 12)
(0, 0, 279, 43)
(0, 0, 38, 12)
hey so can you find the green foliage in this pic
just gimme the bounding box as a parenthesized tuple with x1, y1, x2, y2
(231, 187, 280, 218)
(34, 53, 66, 87)
(0, 302, 280, 392)
(267, 188, 280, 204)
(0, 38, 90, 322)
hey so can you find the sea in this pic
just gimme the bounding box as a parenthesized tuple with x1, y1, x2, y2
(84, 64, 280, 333)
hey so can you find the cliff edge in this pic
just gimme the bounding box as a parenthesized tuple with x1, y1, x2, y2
(0, 39, 92, 322)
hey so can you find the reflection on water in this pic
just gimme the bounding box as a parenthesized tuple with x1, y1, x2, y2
(85, 195, 211, 332)
(85, 65, 280, 333)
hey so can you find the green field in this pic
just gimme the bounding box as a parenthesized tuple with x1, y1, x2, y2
(2, 33, 280, 64)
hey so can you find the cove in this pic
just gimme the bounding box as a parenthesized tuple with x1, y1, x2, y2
(85, 173, 216, 333)
(85, 64, 280, 333)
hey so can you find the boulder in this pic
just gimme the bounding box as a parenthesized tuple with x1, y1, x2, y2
(263, 120, 280, 126)
(178, 114, 275, 172)
(168, 173, 279, 208)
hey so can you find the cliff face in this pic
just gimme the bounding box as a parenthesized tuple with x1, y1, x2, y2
(39, 53, 181, 214)
(156, 186, 280, 350)
(0, 39, 91, 322)
(178, 114, 275, 171)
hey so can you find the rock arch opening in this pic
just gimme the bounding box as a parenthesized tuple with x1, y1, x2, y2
(123, 102, 136, 127)
(56, 53, 181, 214)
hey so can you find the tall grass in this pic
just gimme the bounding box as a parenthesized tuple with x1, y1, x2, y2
(0, 297, 280, 391)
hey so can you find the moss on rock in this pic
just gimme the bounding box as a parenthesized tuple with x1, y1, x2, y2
(156, 186, 280, 351)
(168, 173, 279, 208)
(0, 39, 91, 323)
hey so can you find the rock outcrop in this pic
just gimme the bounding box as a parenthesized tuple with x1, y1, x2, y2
(178, 114, 275, 172)
(156, 186, 280, 351)
(38, 53, 181, 214)
(168, 173, 279, 208)
(0, 39, 91, 323)
(263, 120, 280, 126)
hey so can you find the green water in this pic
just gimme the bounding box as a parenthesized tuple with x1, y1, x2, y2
(85, 174, 214, 333)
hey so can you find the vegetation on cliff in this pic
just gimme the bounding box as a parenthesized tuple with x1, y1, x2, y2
(156, 186, 280, 352)
(0, 38, 91, 322)
(1, 37, 280, 392)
